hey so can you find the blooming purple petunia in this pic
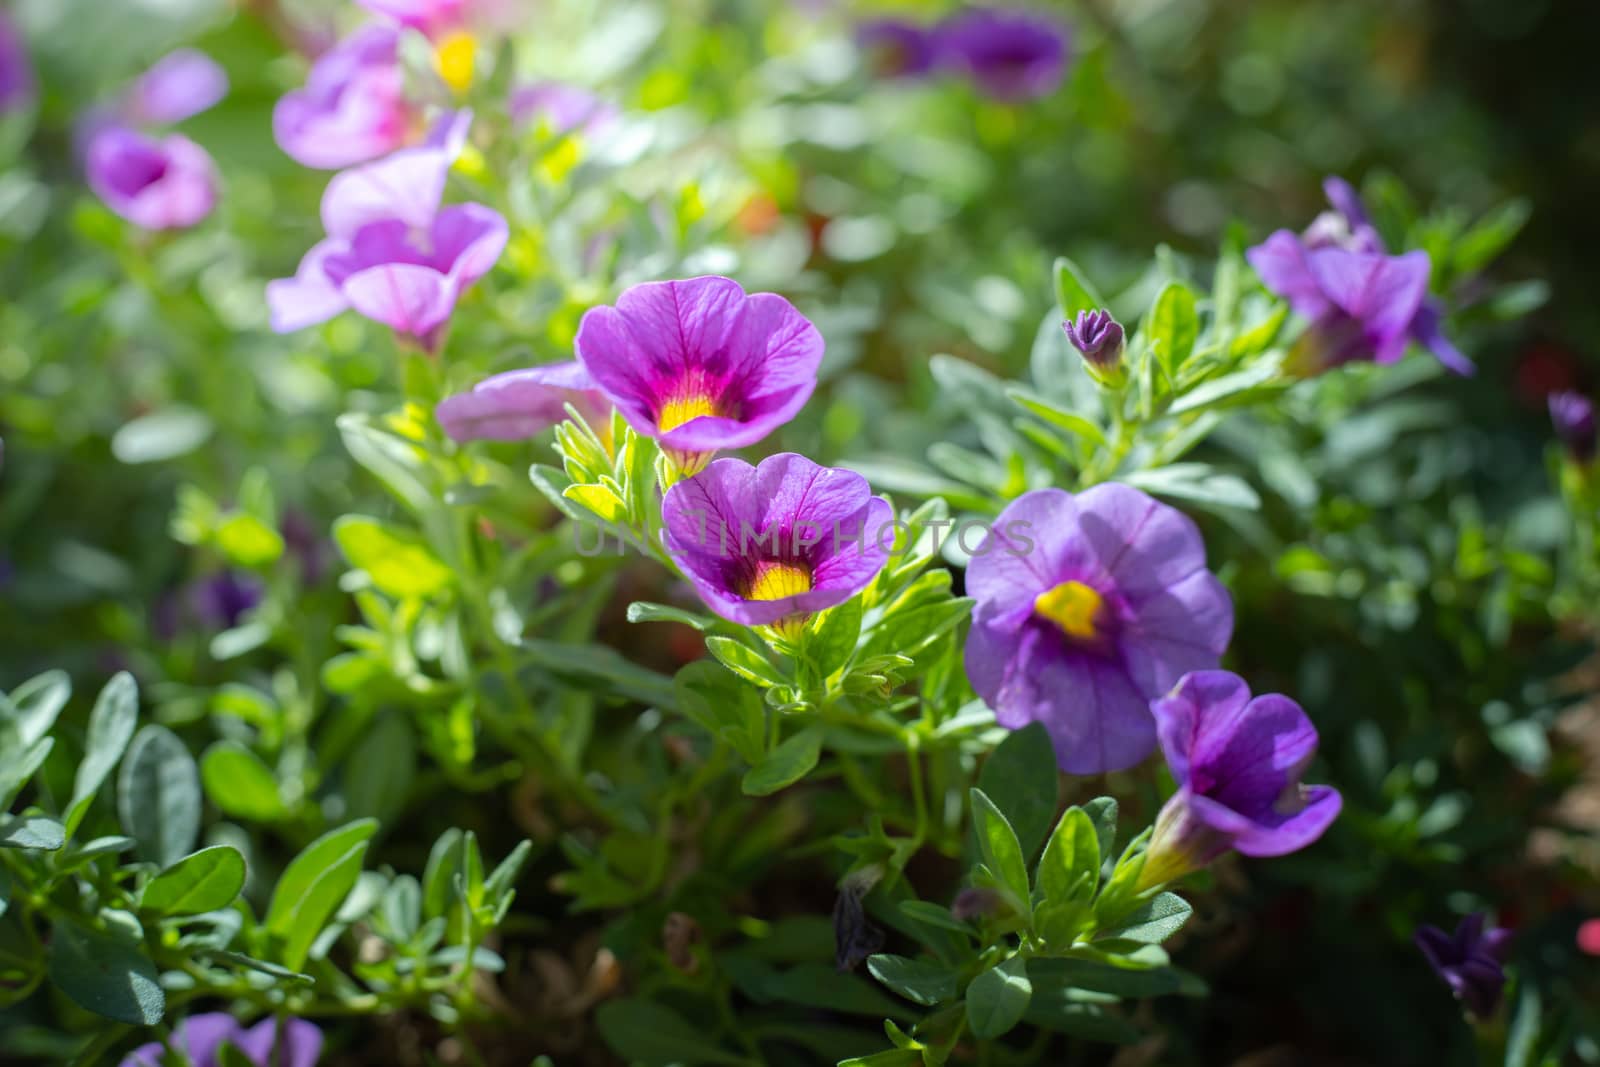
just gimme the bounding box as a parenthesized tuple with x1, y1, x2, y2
(573, 276, 824, 475)
(121, 1012, 321, 1067)
(273, 24, 414, 170)
(0, 9, 33, 113)
(936, 8, 1070, 101)
(509, 82, 619, 137)
(660, 453, 892, 632)
(436, 361, 611, 442)
(963, 484, 1233, 774)
(1248, 176, 1473, 375)
(1549, 390, 1596, 463)
(85, 127, 219, 231)
(267, 111, 508, 351)
(856, 18, 940, 79)
(1139, 670, 1341, 886)
(126, 49, 228, 126)
(355, 0, 527, 37)
(1414, 913, 1513, 1019)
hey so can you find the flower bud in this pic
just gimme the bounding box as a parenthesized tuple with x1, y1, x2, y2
(1549, 390, 1596, 465)
(1062, 309, 1126, 388)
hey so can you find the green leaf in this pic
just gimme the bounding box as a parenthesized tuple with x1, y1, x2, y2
(333, 516, 454, 598)
(0, 815, 65, 851)
(517, 638, 679, 709)
(706, 636, 786, 688)
(867, 954, 959, 1006)
(117, 726, 200, 868)
(1146, 282, 1198, 377)
(0, 737, 53, 813)
(838, 1052, 922, 1067)
(265, 820, 380, 934)
(1054, 256, 1106, 320)
(338, 412, 435, 513)
(625, 601, 715, 631)
(1035, 806, 1100, 940)
(200, 742, 284, 821)
(275, 841, 370, 971)
(1167, 361, 1280, 415)
(3, 670, 70, 747)
(422, 828, 463, 918)
(203, 950, 314, 984)
(674, 660, 766, 763)
(65, 672, 139, 834)
(47, 919, 163, 1025)
(1027, 952, 1203, 999)
(483, 840, 534, 905)
(1006, 388, 1108, 448)
(970, 789, 1029, 912)
(594, 998, 749, 1066)
(111, 407, 213, 464)
(214, 513, 285, 567)
(1102, 891, 1192, 944)
(807, 595, 865, 675)
(742, 728, 823, 796)
(341, 713, 415, 826)
(966, 957, 1032, 1040)
(1095, 829, 1152, 928)
(1123, 465, 1260, 511)
(141, 846, 247, 916)
(1022, 998, 1140, 1044)
(976, 722, 1057, 861)
(1083, 796, 1119, 862)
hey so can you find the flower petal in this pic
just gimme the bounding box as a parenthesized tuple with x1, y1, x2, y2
(321, 109, 472, 237)
(267, 238, 350, 333)
(1075, 481, 1212, 597)
(238, 1017, 324, 1067)
(436, 362, 605, 442)
(340, 262, 453, 339)
(1151, 669, 1252, 789)
(128, 49, 228, 125)
(1305, 247, 1430, 363)
(1247, 230, 1332, 319)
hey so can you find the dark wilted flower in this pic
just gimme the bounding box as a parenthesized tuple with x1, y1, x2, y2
(1139, 671, 1341, 888)
(1549, 390, 1596, 463)
(121, 1013, 321, 1067)
(963, 485, 1233, 774)
(1414, 913, 1513, 1019)
(833, 868, 886, 972)
(1062, 309, 1126, 386)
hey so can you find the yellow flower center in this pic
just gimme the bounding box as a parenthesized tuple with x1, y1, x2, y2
(1034, 580, 1105, 642)
(657, 391, 721, 433)
(746, 561, 813, 602)
(435, 31, 477, 94)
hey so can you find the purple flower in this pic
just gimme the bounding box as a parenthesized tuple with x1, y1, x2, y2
(1062, 309, 1125, 385)
(86, 126, 218, 230)
(936, 8, 1070, 101)
(273, 24, 414, 169)
(1248, 176, 1473, 375)
(1414, 913, 1513, 1019)
(509, 81, 619, 137)
(153, 571, 264, 641)
(856, 18, 939, 78)
(1139, 671, 1342, 886)
(963, 484, 1233, 774)
(121, 1012, 322, 1067)
(574, 276, 824, 475)
(355, 0, 471, 35)
(436, 361, 611, 442)
(0, 10, 36, 113)
(267, 112, 507, 351)
(126, 50, 228, 125)
(660, 453, 892, 632)
(1549, 390, 1596, 463)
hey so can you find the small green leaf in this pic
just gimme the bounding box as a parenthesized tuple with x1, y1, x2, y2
(966, 957, 1032, 1040)
(1006, 388, 1108, 448)
(0, 815, 65, 851)
(333, 515, 454, 598)
(204, 950, 314, 984)
(807, 595, 865, 675)
(977, 722, 1058, 861)
(111, 408, 212, 464)
(1146, 282, 1198, 377)
(742, 728, 823, 796)
(200, 742, 284, 821)
(3, 669, 70, 747)
(265, 819, 379, 935)
(141, 846, 247, 916)
(625, 601, 715, 631)
(1054, 256, 1106, 320)
(897, 899, 977, 937)
(1037, 806, 1099, 906)
(276, 841, 369, 971)
(867, 954, 959, 1006)
(838, 1051, 922, 1067)
(1102, 891, 1192, 944)
(0, 738, 53, 813)
(674, 660, 766, 763)
(1083, 796, 1119, 862)
(117, 725, 200, 868)
(65, 672, 139, 834)
(341, 713, 415, 826)
(970, 789, 1029, 912)
(706, 636, 786, 688)
(47, 919, 163, 1025)
(214, 512, 285, 567)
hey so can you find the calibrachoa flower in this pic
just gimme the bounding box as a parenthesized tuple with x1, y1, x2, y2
(121, 1012, 321, 1067)
(1139, 670, 1342, 887)
(268, 111, 508, 351)
(273, 24, 414, 169)
(660, 453, 892, 634)
(963, 484, 1233, 774)
(1248, 176, 1473, 375)
(126, 49, 228, 125)
(436, 361, 611, 442)
(85, 126, 219, 230)
(1414, 913, 1513, 1018)
(574, 276, 824, 476)
(1549, 390, 1596, 463)
(509, 82, 619, 137)
(856, 18, 940, 79)
(1062, 308, 1126, 387)
(936, 8, 1070, 101)
(0, 9, 33, 113)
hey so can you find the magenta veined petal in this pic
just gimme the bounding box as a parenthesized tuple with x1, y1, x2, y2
(320, 109, 472, 237)
(436, 362, 610, 442)
(273, 24, 413, 170)
(266, 239, 350, 333)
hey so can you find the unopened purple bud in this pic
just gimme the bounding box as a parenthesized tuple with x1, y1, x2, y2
(1549, 390, 1596, 464)
(1063, 309, 1125, 384)
(950, 886, 1003, 922)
